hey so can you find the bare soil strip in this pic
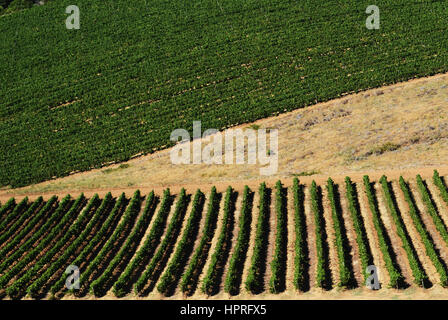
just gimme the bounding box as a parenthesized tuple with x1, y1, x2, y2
(392, 181, 439, 286)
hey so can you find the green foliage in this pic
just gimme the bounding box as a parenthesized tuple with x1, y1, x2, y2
(269, 180, 287, 293)
(344, 177, 372, 282)
(180, 186, 219, 296)
(50, 193, 125, 296)
(363, 175, 403, 288)
(112, 189, 171, 297)
(379, 176, 427, 286)
(326, 178, 353, 288)
(433, 170, 448, 206)
(245, 182, 269, 294)
(310, 180, 328, 289)
(0, 194, 75, 291)
(416, 174, 448, 245)
(28, 194, 110, 298)
(292, 178, 309, 291)
(2, 0, 448, 187)
(90, 191, 145, 296)
(157, 189, 204, 296)
(225, 185, 252, 295)
(72, 193, 130, 295)
(134, 189, 189, 295)
(399, 177, 448, 287)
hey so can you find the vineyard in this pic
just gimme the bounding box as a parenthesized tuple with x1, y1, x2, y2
(0, 170, 448, 299)
(2, 0, 448, 187)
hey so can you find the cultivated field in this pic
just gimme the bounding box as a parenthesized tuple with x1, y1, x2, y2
(2, 0, 448, 188)
(1, 171, 448, 300)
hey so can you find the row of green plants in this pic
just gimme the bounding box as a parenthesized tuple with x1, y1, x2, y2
(0, 196, 57, 263)
(326, 178, 352, 288)
(269, 180, 288, 293)
(7, 194, 96, 299)
(224, 186, 252, 295)
(0, 197, 28, 234)
(379, 176, 427, 286)
(363, 176, 403, 288)
(134, 189, 189, 295)
(90, 191, 145, 296)
(310, 181, 328, 289)
(0, 198, 15, 222)
(0, 197, 42, 247)
(416, 174, 448, 245)
(157, 189, 204, 296)
(28, 194, 111, 298)
(292, 178, 309, 291)
(433, 170, 448, 206)
(399, 177, 448, 287)
(180, 187, 220, 296)
(5, 0, 448, 189)
(0, 195, 78, 290)
(51, 193, 126, 297)
(245, 183, 270, 294)
(112, 190, 171, 297)
(344, 177, 372, 283)
(75, 192, 139, 295)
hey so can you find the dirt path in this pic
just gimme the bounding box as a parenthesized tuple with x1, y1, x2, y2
(339, 182, 363, 287)
(391, 181, 439, 286)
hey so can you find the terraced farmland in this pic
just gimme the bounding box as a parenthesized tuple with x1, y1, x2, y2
(1, 170, 448, 299)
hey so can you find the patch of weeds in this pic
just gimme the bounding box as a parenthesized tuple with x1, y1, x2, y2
(368, 142, 400, 156)
(247, 124, 260, 130)
(292, 170, 320, 177)
(102, 163, 131, 174)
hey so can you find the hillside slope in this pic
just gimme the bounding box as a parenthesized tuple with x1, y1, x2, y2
(1, 0, 448, 187)
(2, 72, 448, 198)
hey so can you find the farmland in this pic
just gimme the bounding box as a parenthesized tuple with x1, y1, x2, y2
(1, 171, 448, 299)
(2, 0, 448, 188)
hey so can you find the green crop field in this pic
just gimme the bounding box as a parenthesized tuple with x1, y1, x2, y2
(1, 0, 448, 187)
(0, 171, 448, 299)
